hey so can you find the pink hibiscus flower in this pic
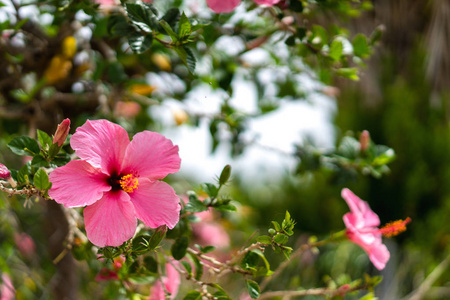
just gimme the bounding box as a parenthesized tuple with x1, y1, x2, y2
(49, 119, 181, 247)
(342, 188, 411, 270)
(341, 188, 389, 270)
(149, 261, 181, 300)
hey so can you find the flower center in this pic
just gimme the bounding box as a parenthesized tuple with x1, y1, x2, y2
(119, 174, 139, 193)
(379, 217, 411, 237)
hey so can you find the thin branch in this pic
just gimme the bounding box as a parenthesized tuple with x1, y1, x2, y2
(0, 183, 39, 197)
(258, 284, 369, 300)
(404, 252, 450, 300)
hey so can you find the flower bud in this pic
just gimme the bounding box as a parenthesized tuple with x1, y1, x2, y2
(359, 130, 370, 152)
(53, 118, 70, 147)
(0, 163, 11, 179)
(0, 163, 16, 188)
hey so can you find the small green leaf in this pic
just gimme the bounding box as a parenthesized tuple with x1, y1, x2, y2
(125, 3, 153, 32)
(34, 168, 50, 190)
(352, 34, 370, 58)
(37, 129, 52, 149)
(183, 291, 202, 300)
(257, 235, 272, 245)
(128, 32, 153, 54)
(178, 12, 191, 39)
(273, 233, 289, 245)
(161, 8, 180, 27)
(246, 279, 260, 299)
(31, 155, 49, 168)
(213, 203, 237, 212)
(329, 40, 343, 61)
(202, 183, 218, 198)
(271, 221, 281, 232)
(185, 193, 208, 213)
(8, 136, 40, 156)
(132, 235, 151, 254)
(181, 261, 192, 275)
(148, 225, 167, 250)
(144, 256, 158, 273)
(171, 236, 189, 260)
(159, 20, 178, 41)
(17, 163, 31, 185)
(336, 67, 359, 81)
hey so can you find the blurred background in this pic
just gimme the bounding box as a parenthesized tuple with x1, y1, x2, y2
(0, 0, 449, 299)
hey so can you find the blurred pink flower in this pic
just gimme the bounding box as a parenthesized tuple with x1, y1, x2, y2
(114, 101, 142, 119)
(0, 273, 15, 300)
(14, 232, 36, 259)
(207, 0, 280, 13)
(49, 119, 181, 247)
(253, 0, 280, 5)
(95, 256, 125, 281)
(149, 261, 180, 300)
(192, 213, 230, 249)
(341, 188, 390, 270)
(207, 0, 241, 13)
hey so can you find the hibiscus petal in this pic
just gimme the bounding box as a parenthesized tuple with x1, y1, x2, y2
(368, 242, 390, 270)
(341, 188, 380, 227)
(71, 119, 130, 175)
(149, 280, 165, 300)
(206, 0, 241, 13)
(84, 191, 136, 247)
(164, 261, 181, 297)
(130, 178, 180, 229)
(49, 160, 111, 207)
(122, 131, 181, 180)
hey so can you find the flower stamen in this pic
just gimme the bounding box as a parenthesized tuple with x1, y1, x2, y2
(380, 217, 411, 237)
(119, 174, 139, 193)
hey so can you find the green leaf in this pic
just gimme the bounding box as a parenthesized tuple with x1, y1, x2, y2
(189, 252, 203, 280)
(336, 67, 359, 81)
(37, 129, 52, 149)
(246, 279, 260, 299)
(329, 40, 343, 61)
(373, 147, 395, 166)
(159, 20, 178, 41)
(132, 235, 151, 254)
(107, 15, 135, 36)
(174, 46, 196, 74)
(213, 203, 237, 212)
(257, 235, 272, 245)
(273, 233, 289, 245)
(183, 291, 202, 300)
(125, 3, 153, 32)
(17, 163, 31, 185)
(271, 221, 281, 232)
(144, 256, 158, 273)
(31, 155, 49, 168)
(34, 168, 51, 190)
(202, 183, 218, 198)
(148, 225, 167, 250)
(171, 236, 189, 260)
(181, 261, 192, 275)
(161, 8, 180, 27)
(185, 193, 208, 213)
(8, 136, 40, 156)
(352, 34, 370, 58)
(128, 32, 153, 54)
(178, 12, 191, 39)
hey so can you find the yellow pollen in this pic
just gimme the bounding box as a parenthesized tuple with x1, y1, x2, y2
(119, 174, 139, 193)
(380, 217, 411, 238)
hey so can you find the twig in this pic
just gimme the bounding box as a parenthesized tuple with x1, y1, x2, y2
(259, 239, 327, 291)
(258, 284, 369, 300)
(404, 252, 450, 300)
(0, 183, 39, 197)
